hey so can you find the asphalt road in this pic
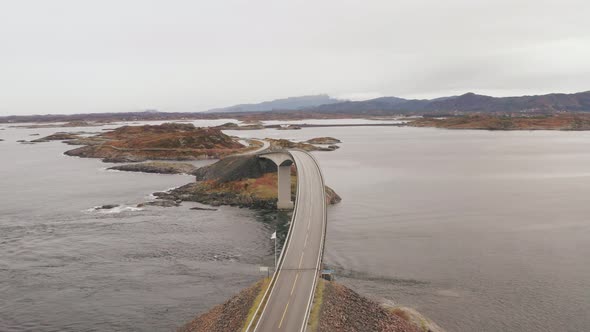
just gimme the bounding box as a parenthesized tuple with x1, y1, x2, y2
(254, 150, 326, 332)
(233, 139, 271, 156)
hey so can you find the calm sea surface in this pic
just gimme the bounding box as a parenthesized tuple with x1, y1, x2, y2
(2, 121, 590, 331)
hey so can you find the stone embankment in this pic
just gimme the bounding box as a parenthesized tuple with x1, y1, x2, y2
(179, 279, 441, 332)
(178, 279, 266, 332)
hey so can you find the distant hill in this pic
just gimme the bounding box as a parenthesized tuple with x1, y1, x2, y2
(0, 111, 212, 124)
(208, 94, 341, 113)
(3, 91, 590, 124)
(304, 91, 590, 114)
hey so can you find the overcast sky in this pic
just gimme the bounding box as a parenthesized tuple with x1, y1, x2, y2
(1, 0, 589, 115)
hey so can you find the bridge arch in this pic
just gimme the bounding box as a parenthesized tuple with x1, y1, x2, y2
(258, 152, 294, 209)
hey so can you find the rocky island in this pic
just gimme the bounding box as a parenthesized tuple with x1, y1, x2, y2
(63, 123, 249, 162)
(408, 113, 590, 130)
(155, 154, 341, 210)
(266, 138, 340, 151)
(31, 121, 345, 210)
(305, 137, 342, 144)
(31, 132, 83, 142)
(108, 161, 198, 175)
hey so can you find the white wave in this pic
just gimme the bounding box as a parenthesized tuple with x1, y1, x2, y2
(85, 205, 144, 214)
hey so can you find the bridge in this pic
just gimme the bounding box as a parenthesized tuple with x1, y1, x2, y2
(245, 149, 327, 332)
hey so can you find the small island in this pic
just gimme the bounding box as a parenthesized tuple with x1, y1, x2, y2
(155, 155, 341, 210)
(305, 137, 342, 144)
(32, 122, 345, 210)
(408, 113, 590, 130)
(63, 123, 249, 162)
(266, 138, 340, 151)
(31, 132, 82, 142)
(108, 161, 197, 175)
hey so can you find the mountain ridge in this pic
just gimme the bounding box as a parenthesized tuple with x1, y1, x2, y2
(3, 91, 590, 123)
(207, 94, 341, 113)
(206, 90, 590, 115)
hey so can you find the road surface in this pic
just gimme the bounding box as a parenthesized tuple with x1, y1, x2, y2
(235, 139, 270, 156)
(253, 150, 327, 332)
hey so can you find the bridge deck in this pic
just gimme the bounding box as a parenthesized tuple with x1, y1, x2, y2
(253, 150, 326, 332)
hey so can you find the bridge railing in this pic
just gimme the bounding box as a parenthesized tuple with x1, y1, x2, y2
(245, 149, 328, 332)
(294, 149, 327, 332)
(244, 150, 302, 332)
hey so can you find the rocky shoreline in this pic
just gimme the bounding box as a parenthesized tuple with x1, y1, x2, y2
(305, 136, 342, 144)
(108, 162, 197, 175)
(408, 114, 590, 130)
(178, 279, 441, 332)
(154, 155, 341, 210)
(29, 123, 345, 211)
(62, 123, 248, 162)
(265, 138, 340, 151)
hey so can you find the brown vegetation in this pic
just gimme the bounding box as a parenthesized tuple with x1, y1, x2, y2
(306, 137, 342, 144)
(31, 132, 82, 142)
(179, 279, 431, 332)
(178, 279, 266, 332)
(108, 161, 197, 174)
(409, 114, 590, 130)
(313, 280, 421, 332)
(63, 123, 247, 162)
(156, 155, 341, 209)
(266, 138, 339, 151)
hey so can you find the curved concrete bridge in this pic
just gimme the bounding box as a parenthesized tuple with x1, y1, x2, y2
(246, 149, 327, 332)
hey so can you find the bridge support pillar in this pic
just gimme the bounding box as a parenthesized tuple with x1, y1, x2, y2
(277, 165, 293, 210)
(259, 152, 294, 210)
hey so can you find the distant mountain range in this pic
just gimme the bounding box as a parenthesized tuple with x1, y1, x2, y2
(207, 94, 341, 113)
(3, 91, 590, 124)
(304, 91, 590, 114)
(207, 91, 590, 115)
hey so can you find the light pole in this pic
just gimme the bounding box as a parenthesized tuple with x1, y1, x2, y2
(271, 231, 277, 271)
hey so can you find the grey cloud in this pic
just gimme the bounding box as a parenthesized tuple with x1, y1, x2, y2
(0, 0, 589, 115)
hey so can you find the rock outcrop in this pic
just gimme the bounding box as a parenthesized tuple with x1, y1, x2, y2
(64, 123, 247, 162)
(265, 138, 339, 151)
(306, 137, 342, 144)
(215, 122, 265, 130)
(314, 281, 421, 332)
(108, 162, 197, 174)
(179, 279, 435, 332)
(138, 200, 181, 208)
(193, 155, 276, 183)
(178, 279, 266, 332)
(31, 132, 81, 142)
(409, 114, 590, 130)
(157, 155, 341, 210)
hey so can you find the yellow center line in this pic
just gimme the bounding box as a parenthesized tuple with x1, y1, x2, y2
(291, 273, 299, 296)
(278, 301, 290, 329)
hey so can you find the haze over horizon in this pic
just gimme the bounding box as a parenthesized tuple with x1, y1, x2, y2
(1, 0, 589, 116)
